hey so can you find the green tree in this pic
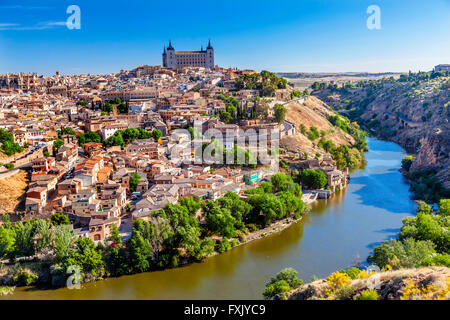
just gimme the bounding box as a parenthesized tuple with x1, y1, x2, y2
(151, 129, 162, 142)
(51, 212, 70, 226)
(129, 172, 141, 192)
(401, 155, 415, 171)
(274, 104, 287, 124)
(300, 169, 327, 189)
(0, 226, 16, 260)
(53, 224, 77, 263)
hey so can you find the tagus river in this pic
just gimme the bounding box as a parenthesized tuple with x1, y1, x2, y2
(5, 138, 416, 300)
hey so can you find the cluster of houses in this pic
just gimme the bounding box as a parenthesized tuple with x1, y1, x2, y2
(0, 64, 294, 242)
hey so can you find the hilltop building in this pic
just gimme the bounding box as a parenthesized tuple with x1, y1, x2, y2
(162, 40, 214, 69)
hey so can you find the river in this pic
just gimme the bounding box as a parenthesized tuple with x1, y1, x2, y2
(4, 137, 416, 300)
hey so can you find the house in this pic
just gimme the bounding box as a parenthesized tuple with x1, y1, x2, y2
(32, 157, 56, 173)
(83, 142, 103, 155)
(58, 178, 83, 195)
(89, 217, 121, 241)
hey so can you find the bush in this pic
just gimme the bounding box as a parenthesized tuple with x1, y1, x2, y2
(335, 286, 356, 300)
(217, 238, 231, 253)
(263, 268, 304, 300)
(339, 267, 360, 280)
(359, 289, 379, 300)
(401, 155, 415, 171)
(12, 268, 39, 286)
(4, 163, 14, 170)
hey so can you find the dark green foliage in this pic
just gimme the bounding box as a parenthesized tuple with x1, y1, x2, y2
(401, 155, 415, 172)
(234, 70, 287, 97)
(368, 200, 450, 269)
(77, 131, 101, 146)
(300, 169, 327, 189)
(274, 104, 287, 124)
(407, 170, 449, 203)
(0, 128, 23, 156)
(51, 212, 70, 226)
(263, 268, 304, 299)
(129, 172, 141, 192)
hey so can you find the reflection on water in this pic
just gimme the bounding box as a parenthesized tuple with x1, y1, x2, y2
(4, 138, 416, 300)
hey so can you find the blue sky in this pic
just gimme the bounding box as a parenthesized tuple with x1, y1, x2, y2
(0, 0, 449, 75)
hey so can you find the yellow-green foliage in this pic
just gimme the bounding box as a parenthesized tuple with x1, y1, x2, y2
(401, 277, 450, 300)
(358, 289, 379, 300)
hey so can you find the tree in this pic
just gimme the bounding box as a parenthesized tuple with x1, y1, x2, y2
(77, 131, 101, 145)
(53, 224, 77, 263)
(51, 212, 70, 226)
(263, 268, 304, 300)
(439, 199, 450, 216)
(63, 237, 105, 276)
(129, 172, 141, 192)
(151, 129, 162, 141)
(206, 206, 237, 238)
(247, 193, 286, 226)
(178, 196, 201, 216)
(300, 169, 328, 189)
(401, 156, 415, 171)
(107, 224, 122, 245)
(367, 238, 436, 269)
(53, 139, 64, 153)
(274, 104, 287, 124)
(34, 219, 54, 254)
(0, 226, 15, 260)
(14, 222, 36, 258)
(128, 227, 152, 273)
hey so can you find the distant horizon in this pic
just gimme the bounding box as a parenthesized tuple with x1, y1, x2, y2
(1, 0, 448, 75)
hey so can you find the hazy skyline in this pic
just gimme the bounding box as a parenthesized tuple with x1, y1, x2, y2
(0, 0, 449, 75)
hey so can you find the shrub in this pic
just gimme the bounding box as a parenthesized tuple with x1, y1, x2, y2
(327, 272, 351, 291)
(339, 267, 360, 280)
(217, 238, 231, 253)
(4, 163, 14, 170)
(401, 155, 415, 171)
(359, 289, 379, 300)
(12, 268, 39, 286)
(335, 286, 356, 300)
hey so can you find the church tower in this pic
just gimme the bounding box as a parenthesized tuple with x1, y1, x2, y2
(163, 40, 177, 68)
(206, 40, 214, 68)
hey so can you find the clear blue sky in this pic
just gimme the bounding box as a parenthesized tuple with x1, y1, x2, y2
(0, 0, 449, 75)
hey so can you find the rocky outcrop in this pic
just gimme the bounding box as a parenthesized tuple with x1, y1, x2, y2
(283, 267, 450, 300)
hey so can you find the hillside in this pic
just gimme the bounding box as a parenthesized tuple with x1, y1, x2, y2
(280, 267, 450, 300)
(0, 169, 29, 213)
(280, 96, 364, 168)
(313, 73, 450, 199)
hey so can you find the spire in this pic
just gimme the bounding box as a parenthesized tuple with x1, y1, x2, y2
(167, 40, 174, 50)
(201, 45, 203, 51)
(163, 46, 166, 54)
(207, 39, 213, 49)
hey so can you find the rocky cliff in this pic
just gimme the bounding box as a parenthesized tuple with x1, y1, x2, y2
(281, 267, 450, 300)
(314, 75, 450, 191)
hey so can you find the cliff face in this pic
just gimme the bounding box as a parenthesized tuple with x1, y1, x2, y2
(282, 267, 450, 300)
(314, 76, 450, 190)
